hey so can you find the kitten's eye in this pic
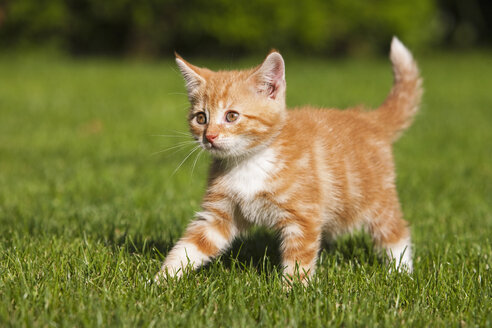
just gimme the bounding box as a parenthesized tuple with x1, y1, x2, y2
(196, 112, 207, 125)
(225, 111, 239, 123)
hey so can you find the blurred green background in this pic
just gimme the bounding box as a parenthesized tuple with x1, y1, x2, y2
(1, 0, 491, 57)
(1, 1, 491, 326)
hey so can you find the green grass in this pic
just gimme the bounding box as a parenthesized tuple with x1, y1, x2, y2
(0, 51, 491, 327)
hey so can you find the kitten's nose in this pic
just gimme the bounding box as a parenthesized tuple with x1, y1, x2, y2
(205, 133, 219, 143)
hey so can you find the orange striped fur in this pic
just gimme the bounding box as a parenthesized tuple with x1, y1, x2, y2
(155, 37, 422, 283)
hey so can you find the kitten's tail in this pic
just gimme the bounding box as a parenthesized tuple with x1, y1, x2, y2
(375, 37, 422, 142)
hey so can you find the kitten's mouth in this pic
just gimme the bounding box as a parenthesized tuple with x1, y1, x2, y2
(203, 142, 232, 157)
(204, 142, 222, 151)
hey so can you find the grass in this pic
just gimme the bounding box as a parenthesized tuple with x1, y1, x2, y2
(0, 50, 491, 327)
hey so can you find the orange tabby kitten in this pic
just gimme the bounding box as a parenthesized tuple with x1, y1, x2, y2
(155, 37, 422, 283)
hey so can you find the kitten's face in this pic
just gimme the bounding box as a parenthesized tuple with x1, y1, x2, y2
(176, 53, 287, 159)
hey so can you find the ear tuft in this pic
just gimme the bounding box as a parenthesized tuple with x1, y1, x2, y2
(175, 56, 205, 98)
(252, 51, 285, 100)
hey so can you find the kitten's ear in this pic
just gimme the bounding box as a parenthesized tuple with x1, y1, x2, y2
(250, 51, 286, 100)
(175, 53, 206, 98)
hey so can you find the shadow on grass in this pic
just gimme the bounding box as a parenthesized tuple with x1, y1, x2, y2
(103, 229, 176, 258)
(215, 228, 283, 275)
(109, 227, 379, 274)
(214, 230, 380, 274)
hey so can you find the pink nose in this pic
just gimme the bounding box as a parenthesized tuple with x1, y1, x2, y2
(205, 133, 218, 143)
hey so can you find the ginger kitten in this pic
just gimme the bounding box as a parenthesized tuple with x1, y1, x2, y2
(155, 37, 422, 283)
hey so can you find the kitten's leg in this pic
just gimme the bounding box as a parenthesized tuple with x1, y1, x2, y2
(155, 203, 239, 282)
(278, 218, 322, 284)
(369, 205, 413, 272)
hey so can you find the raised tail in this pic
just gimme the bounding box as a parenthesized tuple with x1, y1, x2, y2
(375, 37, 423, 142)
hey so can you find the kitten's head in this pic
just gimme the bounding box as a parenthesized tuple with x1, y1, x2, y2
(176, 52, 287, 159)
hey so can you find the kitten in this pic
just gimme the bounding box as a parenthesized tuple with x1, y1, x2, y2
(155, 37, 422, 283)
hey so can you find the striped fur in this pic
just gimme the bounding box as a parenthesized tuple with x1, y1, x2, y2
(155, 37, 422, 284)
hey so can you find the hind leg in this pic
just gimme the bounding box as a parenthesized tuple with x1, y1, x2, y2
(369, 204, 413, 272)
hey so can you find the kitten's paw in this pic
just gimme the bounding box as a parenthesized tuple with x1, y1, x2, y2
(282, 271, 311, 289)
(396, 261, 413, 274)
(154, 267, 182, 286)
(387, 259, 413, 274)
(385, 237, 413, 273)
(153, 271, 168, 286)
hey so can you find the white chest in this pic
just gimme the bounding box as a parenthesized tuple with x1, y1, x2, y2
(220, 148, 282, 226)
(222, 147, 277, 200)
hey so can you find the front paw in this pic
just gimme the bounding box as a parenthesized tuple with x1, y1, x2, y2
(154, 266, 182, 286)
(154, 270, 167, 286)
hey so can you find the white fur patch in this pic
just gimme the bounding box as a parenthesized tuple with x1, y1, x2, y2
(386, 236, 413, 272)
(223, 147, 278, 199)
(161, 241, 210, 277)
(390, 37, 413, 71)
(219, 147, 284, 226)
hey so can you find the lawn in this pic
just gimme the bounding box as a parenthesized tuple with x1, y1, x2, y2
(0, 51, 491, 327)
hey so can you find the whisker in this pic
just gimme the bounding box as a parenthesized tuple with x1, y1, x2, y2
(190, 149, 205, 179)
(166, 146, 194, 158)
(151, 130, 190, 137)
(172, 146, 200, 176)
(151, 134, 191, 138)
(151, 141, 196, 156)
(171, 130, 191, 136)
(166, 140, 196, 146)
